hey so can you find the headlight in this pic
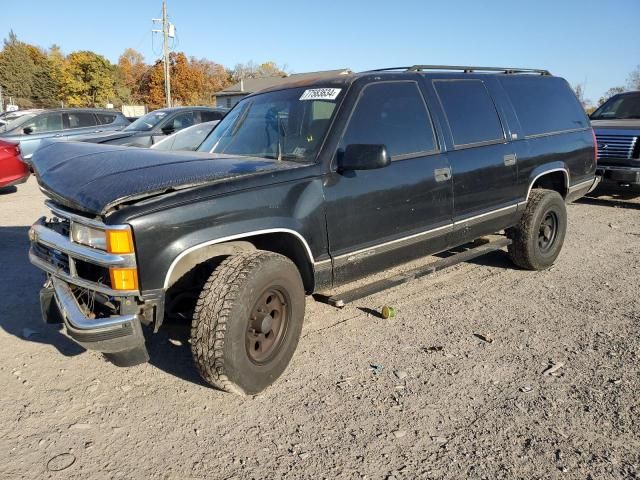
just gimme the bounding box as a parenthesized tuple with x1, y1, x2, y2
(71, 223, 135, 254)
(71, 223, 107, 250)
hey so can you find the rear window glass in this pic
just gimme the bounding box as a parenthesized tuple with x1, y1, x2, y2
(500, 76, 588, 136)
(434, 80, 504, 147)
(200, 110, 224, 122)
(66, 112, 96, 128)
(96, 113, 117, 125)
(341, 82, 437, 158)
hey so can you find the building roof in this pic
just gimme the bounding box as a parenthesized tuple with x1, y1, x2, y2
(215, 69, 351, 97)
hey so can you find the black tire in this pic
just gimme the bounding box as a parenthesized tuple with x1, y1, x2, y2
(191, 250, 305, 395)
(507, 189, 567, 270)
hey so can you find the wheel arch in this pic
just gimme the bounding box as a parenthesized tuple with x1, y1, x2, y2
(163, 229, 317, 293)
(526, 166, 569, 201)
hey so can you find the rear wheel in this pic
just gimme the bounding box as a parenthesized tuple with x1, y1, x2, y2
(190, 251, 305, 395)
(507, 189, 567, 270)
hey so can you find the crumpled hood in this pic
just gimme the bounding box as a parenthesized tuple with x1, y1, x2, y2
(32, 141, 304, 215)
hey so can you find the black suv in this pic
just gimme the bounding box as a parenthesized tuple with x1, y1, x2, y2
(29, 65, 597, 395)
(78, 106, 228, 147)
(590, 91, 640, 189)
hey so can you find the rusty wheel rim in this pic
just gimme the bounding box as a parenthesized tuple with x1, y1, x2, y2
(246, 287, 289, 364)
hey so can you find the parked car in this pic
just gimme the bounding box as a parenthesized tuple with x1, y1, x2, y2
(78, 107, 228, 148)
(0, 139, 29, 188)
(590, 91, 640, 189)
(29, 65, 597, 395)
(0, 108, 129, 159)
(150, 120, 219, 152)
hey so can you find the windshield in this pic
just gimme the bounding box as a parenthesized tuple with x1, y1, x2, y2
(197, 86, 342, 162)
(0, 112, 37, 133)
(591, 92, 640, 120)
(125, 110, 169, 131)
(152, 121, 219, 151)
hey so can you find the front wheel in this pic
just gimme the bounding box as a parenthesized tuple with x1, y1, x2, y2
(191, 251, 305, 395)
(507, 189, 567, 270)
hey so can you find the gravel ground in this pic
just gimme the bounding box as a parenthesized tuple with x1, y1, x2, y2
(0, 178, 638, 480)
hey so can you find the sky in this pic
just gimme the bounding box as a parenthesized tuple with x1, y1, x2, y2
(1, 0, 639, 103)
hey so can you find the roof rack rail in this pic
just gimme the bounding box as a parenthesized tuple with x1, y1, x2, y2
(363, 65, 551, 75)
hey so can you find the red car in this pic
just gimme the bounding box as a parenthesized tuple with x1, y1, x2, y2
(0, 140, 29, 188)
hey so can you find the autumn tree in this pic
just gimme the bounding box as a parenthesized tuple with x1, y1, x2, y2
(117, 48, 147, 104)
(59, 51, 116, 107)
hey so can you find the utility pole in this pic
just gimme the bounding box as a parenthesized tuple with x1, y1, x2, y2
(152, 1, 174, 108)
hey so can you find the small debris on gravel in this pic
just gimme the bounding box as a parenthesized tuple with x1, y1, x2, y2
(391, 430, 407, 439)
(369, 364, 384, 375)
(21, 327, 40, 339)
(421, 346, 444, 353)
(542, 361, 565, 376)
(394, 370, 408, 380)
(474, 333, 494, 343)
(46, 452, 76, 472)
(519, 385, 534, 393)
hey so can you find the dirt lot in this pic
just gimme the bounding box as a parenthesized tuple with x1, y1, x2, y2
(0, 178, 638, 480)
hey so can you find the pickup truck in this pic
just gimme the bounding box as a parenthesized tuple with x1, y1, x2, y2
(590, 91, 640, 189)
(29, 65, 598, 395)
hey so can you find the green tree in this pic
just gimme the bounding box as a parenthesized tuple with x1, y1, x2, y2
(230, 60, 287, 82)
(59, 51, 116, 107)
(0, 31, 36, 107)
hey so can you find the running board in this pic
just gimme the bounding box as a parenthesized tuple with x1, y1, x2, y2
(315, 237, 512, 308)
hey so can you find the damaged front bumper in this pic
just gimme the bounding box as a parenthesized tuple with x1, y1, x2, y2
(28, 203, 163, 366)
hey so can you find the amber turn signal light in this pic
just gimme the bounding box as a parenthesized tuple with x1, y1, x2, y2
(107, 229, 134, 254)
(109, 268, 139, 291)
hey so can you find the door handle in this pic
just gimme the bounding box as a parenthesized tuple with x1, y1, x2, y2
(434, 167, 451, 182)
(503, 153, 517, 166)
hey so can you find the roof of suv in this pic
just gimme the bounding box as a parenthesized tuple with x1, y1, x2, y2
(150, 106, 229, 114)
(254, 65, 553, 96)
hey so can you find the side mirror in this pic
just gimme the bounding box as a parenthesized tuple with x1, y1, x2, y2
(23, 127, 34, 135)
(339, 144, 391, 171)
(161, 125, 175, 135)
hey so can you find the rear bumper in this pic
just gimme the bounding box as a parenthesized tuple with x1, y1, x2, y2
(43, 277, 148, 363)
(0, 172, 29, 188)
(596, 165, 640, 185)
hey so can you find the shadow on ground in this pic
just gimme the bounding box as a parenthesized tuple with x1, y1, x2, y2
(0, 226, 84, 356)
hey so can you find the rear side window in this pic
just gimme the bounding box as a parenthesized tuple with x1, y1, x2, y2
(500, 76, 588, 136)
(201, 110, 225, 122)
(66, 112, 96, 128)
(434, 80, 504, 147)
(96, 113, 117, 125)
(341, 82, 436, 158)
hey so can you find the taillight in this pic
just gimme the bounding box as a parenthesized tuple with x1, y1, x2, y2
(591, 128, 598, 165)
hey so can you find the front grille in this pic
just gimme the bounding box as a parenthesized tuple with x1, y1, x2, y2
(596, 133, 639, 160)
(33, 243, 70, 274)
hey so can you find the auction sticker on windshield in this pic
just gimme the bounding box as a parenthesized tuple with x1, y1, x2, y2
(299, 88, 341, 101)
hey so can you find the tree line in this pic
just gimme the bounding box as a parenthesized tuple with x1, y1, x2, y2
(0, 31, 286, 111)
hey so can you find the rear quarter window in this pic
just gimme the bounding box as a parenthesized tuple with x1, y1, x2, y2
(499, 76, 588, 137)
(434, 80, 504, 147)
(96, 113, 117, 125)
